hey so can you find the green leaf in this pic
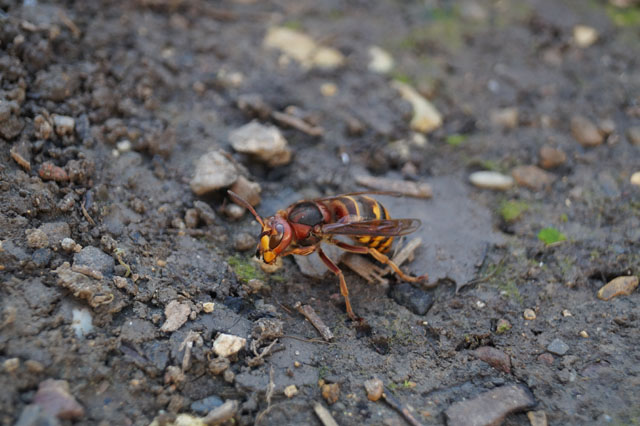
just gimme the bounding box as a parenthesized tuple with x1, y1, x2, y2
(537, 227, 566, 245)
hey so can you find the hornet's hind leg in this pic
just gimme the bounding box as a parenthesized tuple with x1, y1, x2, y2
(331, 241, 430, 284)
(317, 247, 359, 321)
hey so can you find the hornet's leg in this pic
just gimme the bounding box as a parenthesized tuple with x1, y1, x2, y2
(331, 241, 429, 284)
(317, 247, 358, 321)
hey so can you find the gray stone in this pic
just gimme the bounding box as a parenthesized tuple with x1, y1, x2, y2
(190, 150, 239, 195)
(73, 246, 115, 276)
(547, 338, 569, 356)
(390, 283, 434, 315)
(445, 384, 535, 426)
(190, 395, 224, 415)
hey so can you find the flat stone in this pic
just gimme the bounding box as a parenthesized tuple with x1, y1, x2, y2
(469, 171, 514, 190)
(190, 150, 239, 195)
(444, 384, 535, 426)
(73, 246, 114, 276)
(547, 338, 569, 356)
(473, 346, 511, 373)
(597, 276, 638, 301)
(229, 176, 261, 207)
(160, 300, 191, 333)
(229, 121, 291, 167)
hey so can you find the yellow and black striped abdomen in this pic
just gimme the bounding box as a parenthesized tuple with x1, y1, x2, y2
(328, 195, 394, 253)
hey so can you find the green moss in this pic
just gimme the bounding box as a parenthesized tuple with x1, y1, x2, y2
(226, 255, 265, 282)
(606, 5, 640, 27)
(499, 200, 530, 222)
(390, 72, 413, 85)
(446, 133, 467, 147)
(537, 227, 566, 245)
(496, 321, 512, 334)
(282, 20, 303, 30)
(560, 213, 569, 223)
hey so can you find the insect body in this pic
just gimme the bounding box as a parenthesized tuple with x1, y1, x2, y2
(228, 191, 428, 320)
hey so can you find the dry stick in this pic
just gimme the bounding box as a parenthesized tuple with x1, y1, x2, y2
(254, 366, 275, 425)
(271, 111, 325, 136)
(294, 302, 334, 341)
(381, 389, 424, 426)
(313, 403, 339, 426)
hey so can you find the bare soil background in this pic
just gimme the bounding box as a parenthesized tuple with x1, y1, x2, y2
(1, 0, 639, 425)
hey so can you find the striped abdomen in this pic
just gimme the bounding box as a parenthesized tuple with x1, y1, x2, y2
(324, 195, 394, 253)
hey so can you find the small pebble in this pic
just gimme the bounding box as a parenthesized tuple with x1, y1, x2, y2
(194, 200, 216, 225)
(368, 45, 394, 73)
(496, 319, 512, 334)
(523, 309, 536, 320)
(392, 80, 442, 133)
(562, 309, 572, 317)
(627, 126, 640, 146)
(321, 383, 340, 405)
(116, 140, 132, 152)
(539, 146, 567, 169)
(190, 395, 223, 415)
(571, 115, 603, 147)
(26, 229, 49, 249)
(579, 330, 589, 338)
(160, 300, 191, 332)
(34, 114, 53, 139)
(52, 114, 75, 137)
(208, 357, 230, 375)
(224, 203, 245, 220)
(157, 259, 167, 267)
(490, 107, 519, 129)
(364, 378, 384, 401)
(631, 172, 640, 187)
(223, 369, 235, 383)
(597, 276, 638, 300)
(473, 346, 511, 373)
(184, 208, 199, 228)
(547, 338, 569, 356)
(25, 360, 45, 373)
(3, 357, 20, 373)
(599, 118, 616, 135)
(512, 165, 555, 191)
(469, 171, 514, 190)
(213, 333, 247, 357)
(294, 361, 301, 368)
(527, 410, 548, 426)
(537, 353, 554, 365)
(263, 26, 345, 70)
(202, 302, 215, 313)
(39, 162, 69, 182)
(229, 121, 292, 167)
(320, 82, 338, 96)
(230, 176, 261, 207)
(284, 384, 298, 398)
(61, 237, 80, 253)
(190, 150, 239, 195)
(246, 278, 265, 293)
(573, 25, 598, 48)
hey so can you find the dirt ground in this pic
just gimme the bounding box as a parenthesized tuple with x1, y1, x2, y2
(1, 0, 639, 425)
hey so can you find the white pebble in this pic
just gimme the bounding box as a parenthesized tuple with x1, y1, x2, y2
(72, 308, 93, 338)
(469, 171, 514, 190)
(213, 333, 246, 357)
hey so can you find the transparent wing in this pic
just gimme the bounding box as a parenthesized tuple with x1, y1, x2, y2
(321, 218, 421, 237)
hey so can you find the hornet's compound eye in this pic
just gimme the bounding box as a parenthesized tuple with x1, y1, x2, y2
(269, 223, 285, 249)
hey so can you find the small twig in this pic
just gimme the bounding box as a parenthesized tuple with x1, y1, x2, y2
(254, 366, 275, 426)
(281, 335, 333, 345)
(81, 202, 96, 226)
(247, 339, 279, 367)
(179, 331, 202, 372)
(294, 302, 334, 341)
(271, 111, 325, 137)
(57, 10, 81, 38)
(381, 389, 424, 426)
(355, 175, 432, 199)
(313, 403, 339, 426)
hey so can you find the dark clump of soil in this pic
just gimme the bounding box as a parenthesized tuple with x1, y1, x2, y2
(1, 0, 639, 425)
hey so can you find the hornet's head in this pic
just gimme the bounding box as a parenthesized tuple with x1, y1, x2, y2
(227, 190, 292, 264)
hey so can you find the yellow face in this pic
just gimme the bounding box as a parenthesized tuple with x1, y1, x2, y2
(260, 233, 277, 264)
